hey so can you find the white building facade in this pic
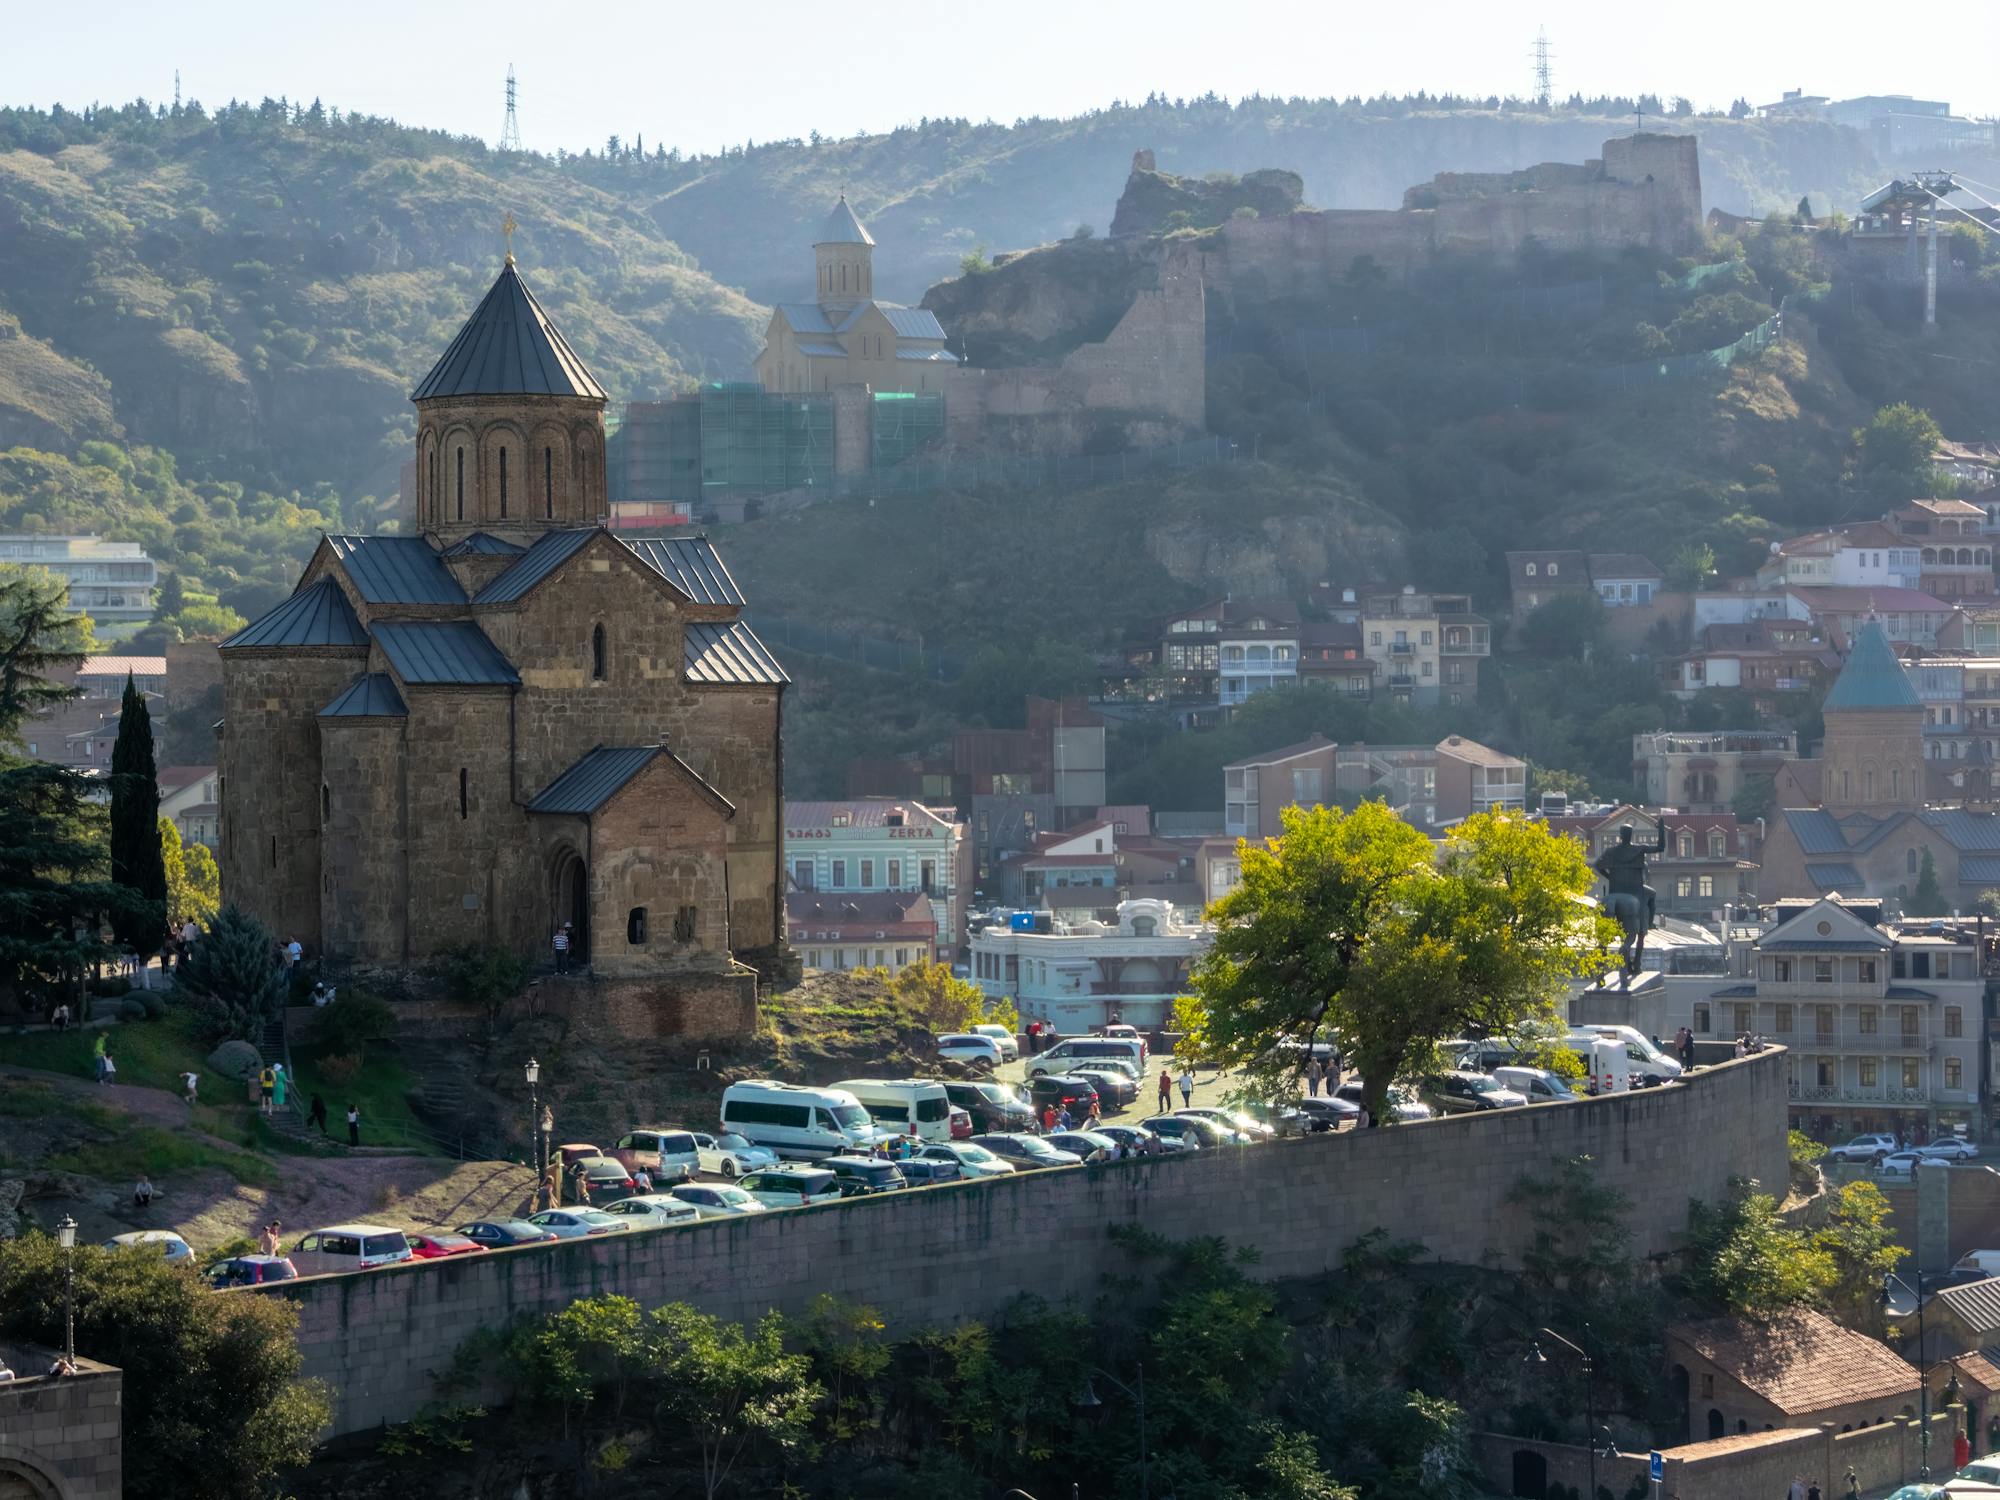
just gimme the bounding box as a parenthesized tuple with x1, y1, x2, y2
(968, 898, 1212, 1031)
(785, 799, 967, 958)
(0, 535, 158, 623)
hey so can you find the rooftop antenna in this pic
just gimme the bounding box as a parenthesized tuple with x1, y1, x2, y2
(499, 64, 522, 153)
(1531, 27, 1554, 109)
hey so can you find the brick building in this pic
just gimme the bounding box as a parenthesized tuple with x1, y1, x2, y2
(218, 255, 788, 1012)
(1666, 1309, 1918, 1442)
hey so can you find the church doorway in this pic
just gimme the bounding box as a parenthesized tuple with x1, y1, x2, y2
(552, 850, 589, 965)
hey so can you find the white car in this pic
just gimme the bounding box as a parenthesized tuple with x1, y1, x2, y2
(691, 1132, 779, 1179)
(937, 1033, 1005, 1069)
(1920, 1138, 1981, 1162)
(104, 1229, 194, 1264)
(971, 1023, 1020, 1062)
(1332, 1080, 1434, 1123)
(525, 1209, 631, 1239)
(597, 1194, 703, 1230)
(668, 1183, 769, 1219)
(1827, 1133, 1899, 1164)
(1876, 1152, 1948, 1178)
(916, 1142, 1015, 1178)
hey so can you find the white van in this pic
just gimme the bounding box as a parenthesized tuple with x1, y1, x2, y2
(719, 1080, 880, 1160)
(289, 1223, 414, 1276)
(1027, 1037, 1147, 1079)
(831, 1078, 954, 1144)
(1565, 1027, 1682, 1086)
(1492, 1066, 1582, 1104)
(1954, 1250, 2000, 1281)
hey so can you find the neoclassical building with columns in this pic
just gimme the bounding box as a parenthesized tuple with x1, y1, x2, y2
(218, 252, 788, 1023)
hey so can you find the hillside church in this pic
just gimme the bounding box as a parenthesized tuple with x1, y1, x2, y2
(218, 249, 788, 1021)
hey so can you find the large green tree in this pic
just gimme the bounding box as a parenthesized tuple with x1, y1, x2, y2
(0, 1230, 330, 1498)
(1190, 803, 1613, 1121)
(174, 902, 287, 1040)
(1910, 848, 1946, 915)
(108, 671, 167, 956)
(1854, 402, 1944, 500)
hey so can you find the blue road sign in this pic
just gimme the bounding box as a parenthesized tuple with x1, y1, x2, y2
(1649, 1450, 1664, 1482)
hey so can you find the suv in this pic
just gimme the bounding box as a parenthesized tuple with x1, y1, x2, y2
(1070, 1064, 1138, 1110)
(611, 1128, 701, 1183)
(823, 1156, 909, 1197)
(943, 1080, 1036, 1133)
(739, 1165, 842, 1209)
(208, 1254, 298, 1289)
(1029, 1074, 1100, 1120)
(1421, 1072, 1528, 1114)
(937, 1034, 1004, 1070)
(1827, 1133, 1900, 1164)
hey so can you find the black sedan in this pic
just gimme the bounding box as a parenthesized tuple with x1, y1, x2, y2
(455, 1218, 560, 1249)
(943, 1080, 1037, 1133)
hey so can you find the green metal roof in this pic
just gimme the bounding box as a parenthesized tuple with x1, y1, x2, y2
(1823, 621, 1920, 710)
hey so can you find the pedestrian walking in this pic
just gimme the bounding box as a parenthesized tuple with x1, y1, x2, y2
(181, 918, 197, 949)
(1789, 1475, 1806, 1500)
(285, 936, 302, 970)
(1041, 1102, 1058, 1134)
(181, 1070, 199, 1106)
(259, 1220, 282, 1256)
(634, 1165, 653, 1195)
(1178, 1066, 1194, 1108)
(307, 1093, 328, 1134)
(51, 1002, 70, 1033)
(346, 1103, 361, 1146)
(1157, 1069, 1173, 1112)
(553, 923, 571, 975)
(272, 1063, 288, 1113)
(258, 1066, 275, 1116)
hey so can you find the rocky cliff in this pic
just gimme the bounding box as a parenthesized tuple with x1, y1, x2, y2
(1108, 151, 1306, 237)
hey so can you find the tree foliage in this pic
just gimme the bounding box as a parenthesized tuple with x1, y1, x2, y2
(174, 902, 286, 1040)
(1911, 848, 1945, 915)
(1854, 402, 1944, 500)
(1683, 1180, 1833, 1314)
(109, 673, 167, 955)
(649, 1303, 821, 1500)
(1519, 590, 1607, 659)
(0, 1230, 330, 1498)
(160, 817, 220, 929)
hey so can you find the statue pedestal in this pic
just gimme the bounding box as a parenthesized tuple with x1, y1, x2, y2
(1579, 969, 1663, 999)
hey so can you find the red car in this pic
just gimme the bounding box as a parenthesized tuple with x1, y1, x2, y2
(408, 1232, 487, 1260)
(949, 1105, 974, 1140)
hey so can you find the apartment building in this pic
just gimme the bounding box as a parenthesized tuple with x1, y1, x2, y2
(786, 891, 939, 973)
(1632, 729, 1799, 814)
(784, 799, 969, 959)
(1223, 737, 1336, 840)
(0, 535, 157, 623)
(966, 897, 1212, 1032)
(1355, 587, 1490, 707)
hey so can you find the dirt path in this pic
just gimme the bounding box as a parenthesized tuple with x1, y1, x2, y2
(0, 1064, 195, 1129)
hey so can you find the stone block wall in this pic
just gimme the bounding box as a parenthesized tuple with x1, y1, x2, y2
(270, 1049, 1789, 1436)
(579, 755, 732, 971)
(0, 1347, 122, 1500)
(319, 718, 409, 965)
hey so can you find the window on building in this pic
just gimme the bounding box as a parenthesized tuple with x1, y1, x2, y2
(545, 447, 554, 518)
(1859, 1006, 1878, 1034)
(1773, 959, 1792, 982)
(1732, 1004, 1753, 1034)
(1699, 875, 1715, 898)
(860, 859, 874, 887)
(1947, 1057, 1964, 1090)
(627, 907, 647, 945)
(921, 859, 936, 894)
(887, 859, 901, 887)
(1816, 1005, 1834, 1036)
(1678, 830, 1694, 857)
(831, 859, 847, 888)
(456, 447, 465, 520)
(1860, 1059, 1879, 1088)
(1902, 1058, 1921, 1090)
(321, 784, 330, 824)
(1525, 563, 1538, 577)
(1814, 957, 1832, 983)
(591, 624, 606, 681)
(1693, 1002, 1711, 1033)
(1947, 1005, 1964, 1037)
(1369, 631, 1382, 645)
(793, 858, 814, 890)
(459, 768, 468, 819)
(1911, 952, 1931, 979)
(498, 446, 507, 516)
(1774, 1004, 1793, 1033)
(1908, 848, 1919, 874)
(270, 834, 277, 870)
(1902, 1006, 1921, 1039)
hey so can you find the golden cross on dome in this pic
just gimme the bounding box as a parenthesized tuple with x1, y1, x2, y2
(502, 211, 517, 266)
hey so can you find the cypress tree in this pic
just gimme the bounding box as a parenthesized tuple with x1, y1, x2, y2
(109, 672, 167, 955)
(1910, 849, 1945, 917)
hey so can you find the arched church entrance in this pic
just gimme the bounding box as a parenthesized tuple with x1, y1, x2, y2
(551, 849, 589, 964)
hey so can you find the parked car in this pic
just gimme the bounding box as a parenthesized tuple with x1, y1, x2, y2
(823, 1155, 910, 1196)
(1448, 1036, 1522, 1073)
(1136, 1116, 1204, 1151)
(555, 1142, 603, 1165)
(1029, 1074, 1101, 1120)
(609, 1128, 702, 1182)
(526, 1209, 631, 1238)
(407, 1232, 486, 1260)
(1169, 1113, 1254, 1148)
(104, 1230, 194, 1264)
(1237, 1100, 1309, 1137)
(948, 1105, 974, 1139)
(1921, 1138, 1981, 1162)
(691, 1131, 780, 1179)
(1048, 1130, 1121, 1163)
(208, 1254, 298, 1289)
(967, 1132, 1083, 1170)
(1070, 1063, 1139, 1111)
(1295, 1096, 1361, 1132)
(719, 1080, 883, 1160)
(916, 1142, 1016, 1178)
(1420, 1071, 1529, 1115)
(1101, 1023, 1149, 1062)
(289, 1223, 416, 1274)
(1026, 1037, 1147, 1079)
(1094, 1123, 1168, 1157)
(1951, 1452, 2000, 1485)
(568, 1156, 639, 1202)
(668, 1183, 769, 1219)
(739, 1165, 844, 1209)
(455, 1218, 559, 1249)
(1177, 1106, 1277, 1140)
(896, 1158, 962, 1186)
(1827, 1133, 1901, 1164)
(598, 1194, 704, 1229)
(1490, 1066, 1582, 1104)
(943, 1080, 1036, 1133)
(936, 1033, 1005, 1070)
(971, 1022, 1020, 1062)
(1332, 1080, 1434, 1123)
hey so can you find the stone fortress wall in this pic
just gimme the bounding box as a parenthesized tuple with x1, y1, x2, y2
(268, 1047, 1789, 1436)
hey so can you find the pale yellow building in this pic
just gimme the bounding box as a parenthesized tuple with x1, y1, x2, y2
(753, 196, 959, 395)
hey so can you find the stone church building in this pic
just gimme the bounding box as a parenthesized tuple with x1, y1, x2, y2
(218, 253, 788, 1020)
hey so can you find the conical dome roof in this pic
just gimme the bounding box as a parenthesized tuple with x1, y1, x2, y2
(815, 195, 875, 247)
(1823, 620, 1920, 710)
(412, 262, 606, 402)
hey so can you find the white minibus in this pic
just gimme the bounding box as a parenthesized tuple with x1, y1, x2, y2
(719, 1080, 880, 1159)
(831, 1078, 954, 1144)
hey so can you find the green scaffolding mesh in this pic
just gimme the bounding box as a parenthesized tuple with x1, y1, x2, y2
(870, 391, 946, 469)
(699, 383, 832, 494)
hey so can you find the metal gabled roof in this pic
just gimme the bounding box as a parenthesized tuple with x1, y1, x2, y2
(684, 620, 789, 686)
(442, 532, 527, 558)
(1824, 621, 1921, 711)
(372, 620, 519, 686)
(881, 305, 947, 340)
(815, 195, 875, 247)
(1920, 809, 2000, 852)
(411, 262, 607, 402)
(1804, 863, 1863, 889)
(527, 744, 735, 817)
(325, 535, 465, 606)
(317, 673, 408, 719)
(474, 527, 600, 605)
(223, 578, 368, 650)
(775, 302, 835, 334)
(622, 534, 746, 606)
(1936, 1278, 2000, 1335)
(1781, 808, 1849, 855)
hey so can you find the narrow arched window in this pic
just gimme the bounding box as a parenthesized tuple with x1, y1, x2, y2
(627, 907, 648, 945)
(498, 446, 508, 517)
(456, 447, 465, 521)
(592, 623, 607, 681)
(270, 834, 277, 869)
(545, 446, 554, 518)
(459, 767, 468, 820)
(321, 784, 330, 824)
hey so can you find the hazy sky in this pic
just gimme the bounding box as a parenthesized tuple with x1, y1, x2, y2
(6, 0, 1996, 157)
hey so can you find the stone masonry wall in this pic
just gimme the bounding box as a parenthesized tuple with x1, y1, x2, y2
(0, 1350, 122, 1500)
(319, 718, 408, 965)
(270, 1048, 1790, 1436)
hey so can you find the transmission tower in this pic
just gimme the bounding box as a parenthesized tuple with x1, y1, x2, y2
(1531, 27, 1554, 109)
(173, 70, 181, 110)
(499, 65, 522, 152)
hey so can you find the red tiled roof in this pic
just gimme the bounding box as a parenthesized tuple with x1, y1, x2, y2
(77, 655, 166, 678)
(1669, 1309, 1916, 1415)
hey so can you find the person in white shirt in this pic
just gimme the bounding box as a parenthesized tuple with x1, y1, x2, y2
(1178, 1066, 1195, 1107)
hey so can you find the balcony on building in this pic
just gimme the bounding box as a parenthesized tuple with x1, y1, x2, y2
(1440, 618, 1491, 656)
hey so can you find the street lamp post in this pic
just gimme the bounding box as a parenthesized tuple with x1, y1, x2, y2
(1884, 1268, 1940, 1478)
(525, 1058, 541, 1183)
(56, 1215, 76, 1365)
(1530, 1327, 1613, 1500)
(1075, 1362, 1148, 1500)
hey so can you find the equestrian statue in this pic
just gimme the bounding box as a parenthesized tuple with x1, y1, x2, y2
(1592, 819, 1668, 983)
